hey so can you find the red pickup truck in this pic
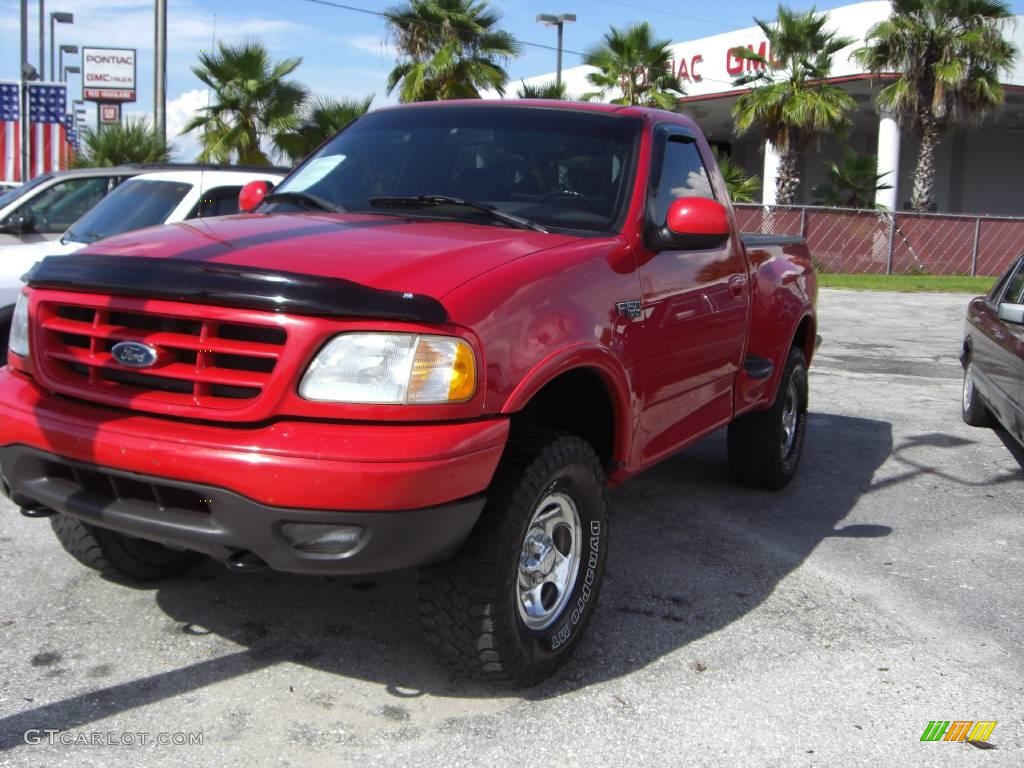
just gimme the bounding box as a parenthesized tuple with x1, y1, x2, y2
(1, 101, 816, 685)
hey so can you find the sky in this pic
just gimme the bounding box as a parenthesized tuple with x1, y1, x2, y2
(3, 0, 1024, 160)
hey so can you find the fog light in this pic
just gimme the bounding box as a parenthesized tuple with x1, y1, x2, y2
(280, 523, 364, 555)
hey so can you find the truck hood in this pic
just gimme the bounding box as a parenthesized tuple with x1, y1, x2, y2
(78, 211, 581, 298)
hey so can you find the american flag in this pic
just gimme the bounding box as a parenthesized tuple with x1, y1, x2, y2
(28, 83, 68, 177)
(0, 82, 20, 183)
(64, 113, 78, 163)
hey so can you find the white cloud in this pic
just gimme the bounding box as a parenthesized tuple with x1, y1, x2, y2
(165, 89, 209, 162)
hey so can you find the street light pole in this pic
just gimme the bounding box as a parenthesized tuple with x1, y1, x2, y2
(20, 0, 30, 180)
(155, 0, 168, 143)
(39, 0, 45, 80)
(59, 44, 78, 83)
(49, 12, 73, 86)
(536, 13, 576, 89)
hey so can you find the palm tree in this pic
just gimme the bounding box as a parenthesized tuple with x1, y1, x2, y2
(278, 96, 373, 163)
(182, 39, 308, 165)
(517, 80, 569, 99)
(713, 149, 761, 203)
(731, 6, 856, 205)
(73, 118, 173, 167)
(812, 149, 893, 208)
(854, 0, 1016, 212)
(385, 0, 521, 102)
(582, 22, 685, 109)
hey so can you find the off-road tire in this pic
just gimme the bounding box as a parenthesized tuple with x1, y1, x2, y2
(418, 429, 608, 687)
(0, 316, 10, 366)
(50, 514, 203, 581)
(961, 360, 993, 427)
(728, 347, 808, 490)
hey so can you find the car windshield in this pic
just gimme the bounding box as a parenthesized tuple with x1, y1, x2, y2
(0, 173, 53, 207)
(270, 106, 642, 234)
(65, 178, 192, 244)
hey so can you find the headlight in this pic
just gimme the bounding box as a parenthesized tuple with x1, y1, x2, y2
(299, 333, 476, 404)
(8, 292, 30, 359)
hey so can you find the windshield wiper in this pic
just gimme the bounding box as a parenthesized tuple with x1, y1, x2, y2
(369, 194, 548, 233)
(263, 190, 345, 213)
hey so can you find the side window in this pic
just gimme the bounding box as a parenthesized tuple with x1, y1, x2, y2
(19, 177, 112, 233)
(187, 186, 244, 219)
(999, 261, 1024, 306)
(651, 136, 715, 224)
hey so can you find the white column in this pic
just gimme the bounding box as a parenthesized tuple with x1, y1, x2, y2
(762, 139, 780, 206)
(875, 111, 900, 211)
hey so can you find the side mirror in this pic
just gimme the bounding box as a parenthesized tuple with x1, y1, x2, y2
(238, 180, 275, 213)
(0, 210, 35, 235)
(647, 196, 730, 252)
(998, 302, 1024, 324)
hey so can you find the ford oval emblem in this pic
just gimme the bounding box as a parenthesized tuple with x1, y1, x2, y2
(110, 341, 161, 369)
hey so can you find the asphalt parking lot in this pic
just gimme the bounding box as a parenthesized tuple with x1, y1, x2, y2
(0, 288, 1021, 767)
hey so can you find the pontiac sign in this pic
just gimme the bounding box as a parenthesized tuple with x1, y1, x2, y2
(82, 47, 136, 103)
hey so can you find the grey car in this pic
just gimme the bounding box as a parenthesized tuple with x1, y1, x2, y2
(0, 166, 151, 245)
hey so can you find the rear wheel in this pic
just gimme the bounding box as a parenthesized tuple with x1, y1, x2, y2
(50, 514, 203, 582)
(418, 429, 608, 686)
(728, 347, 809, 490)
(961, 360, 993, 427)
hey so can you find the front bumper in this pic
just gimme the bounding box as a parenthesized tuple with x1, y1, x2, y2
(1, 446, 484, 575)
(0, 369, 508, 574)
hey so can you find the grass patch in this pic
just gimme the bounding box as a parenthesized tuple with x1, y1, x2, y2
(818, 273, 997, 293)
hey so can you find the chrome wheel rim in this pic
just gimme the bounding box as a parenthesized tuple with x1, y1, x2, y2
(516, 492, 582, 631)
(780, 378, 799, 458)
(962, 364, 974, 411)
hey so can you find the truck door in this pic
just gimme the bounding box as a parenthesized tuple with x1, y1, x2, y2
(632, 127, 749, 464)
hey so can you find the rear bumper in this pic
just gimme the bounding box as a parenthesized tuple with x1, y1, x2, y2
(1, 446, 484, 575)
(0, 369, 508, 574)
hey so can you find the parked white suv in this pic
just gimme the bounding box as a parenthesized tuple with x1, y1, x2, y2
(0, 168, 284, 355)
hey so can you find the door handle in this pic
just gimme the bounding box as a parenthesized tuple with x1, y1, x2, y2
(728, 275, 748, 297)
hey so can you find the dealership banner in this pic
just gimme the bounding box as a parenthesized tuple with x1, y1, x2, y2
(29, 83, 70, 176)
(1, 81, 19, 182)
(82, 47, 137, 103)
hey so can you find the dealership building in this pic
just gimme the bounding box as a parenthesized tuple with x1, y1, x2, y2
(516, 1, 1024, 216)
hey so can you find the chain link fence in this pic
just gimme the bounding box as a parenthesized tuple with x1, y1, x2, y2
(734, 204, 1024, 276)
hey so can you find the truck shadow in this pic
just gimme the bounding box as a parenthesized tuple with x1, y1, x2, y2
(152, 411, 894, 696)
(0, 412, 895, 746)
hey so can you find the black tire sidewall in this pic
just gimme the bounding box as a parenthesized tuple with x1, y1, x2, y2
(507, 459, 608, 671)
(961, 361, 991, 426)
(779, 350, 809, 475)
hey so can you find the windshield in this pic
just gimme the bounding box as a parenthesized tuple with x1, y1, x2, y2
(65, 178, 192, 244)
(271, 106, 642, 234)
(0, 173, 53, 207)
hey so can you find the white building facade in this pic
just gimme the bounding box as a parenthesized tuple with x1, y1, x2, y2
(516, 1, 1024, 215)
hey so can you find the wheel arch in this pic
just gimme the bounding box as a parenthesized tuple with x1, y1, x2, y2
(501, 347, 633, 471)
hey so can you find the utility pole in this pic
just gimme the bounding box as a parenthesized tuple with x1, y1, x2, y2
(536, 13, 576, 89)
(155, 0, 167, 142)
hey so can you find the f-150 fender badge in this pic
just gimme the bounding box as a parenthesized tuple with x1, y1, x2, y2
(615, 300, 643, 320)
(111, 341, 162, 369)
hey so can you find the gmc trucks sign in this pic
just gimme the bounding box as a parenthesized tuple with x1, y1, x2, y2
(82, 47, 136, 103)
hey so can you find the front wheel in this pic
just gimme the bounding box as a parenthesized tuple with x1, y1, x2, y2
(728, 347, 809, 490)
(961, 360, 993, 427)
(50, 515, 204, 582)
(418, 429, 608, 686)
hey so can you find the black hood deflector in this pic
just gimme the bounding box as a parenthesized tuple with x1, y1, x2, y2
(25, 255, 448, 324)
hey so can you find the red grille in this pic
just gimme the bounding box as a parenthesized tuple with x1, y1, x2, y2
(38, 301, 287, 412)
